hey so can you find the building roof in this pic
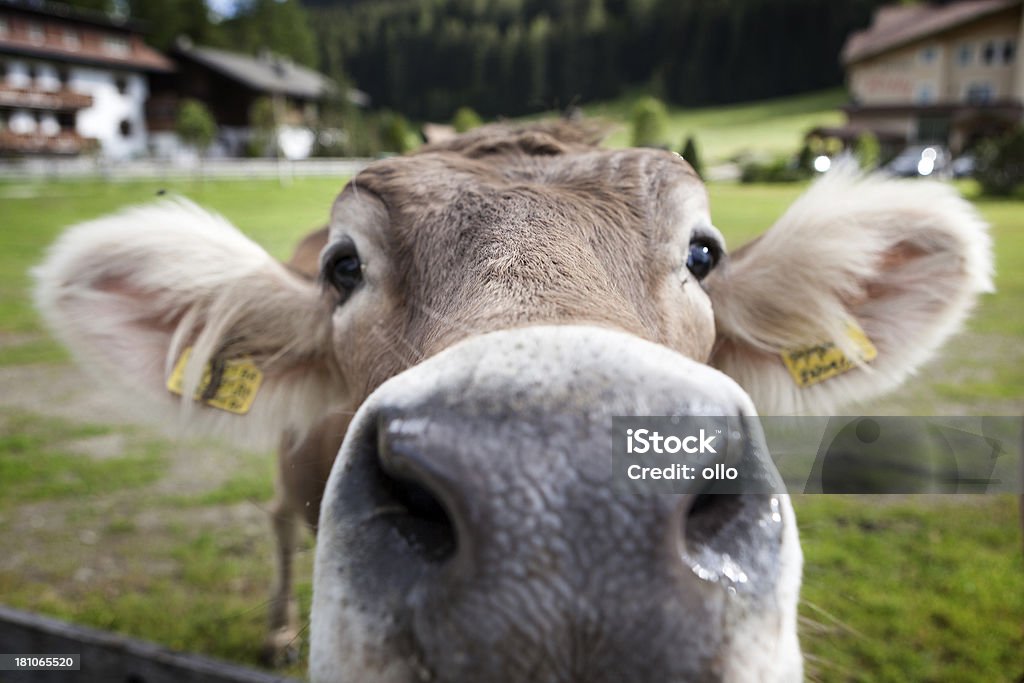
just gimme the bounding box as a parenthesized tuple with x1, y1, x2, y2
(173, 40, 336, 100)
(0, 40, 174, 72)
(0, 0, 174, 72)
(842, 0, 1022, 65)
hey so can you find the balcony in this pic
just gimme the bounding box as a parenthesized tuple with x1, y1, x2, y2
(0, 130, 94, 155)
(0, 85, 93, 111)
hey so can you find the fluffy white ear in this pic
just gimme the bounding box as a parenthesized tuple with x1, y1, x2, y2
(33, 199, 341, 446)
(706, 169, 993, 415)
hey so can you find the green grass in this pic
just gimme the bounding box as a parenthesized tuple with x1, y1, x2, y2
(0, 338, 67, 367)
(582, 88, 847, 162)
(0, 525, 314, 675)
(0, 171, 1021, 682)
(795, 495, 1024, 682)
(0, 413, 165, 507)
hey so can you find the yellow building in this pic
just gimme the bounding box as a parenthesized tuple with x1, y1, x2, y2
(841, 0, 1023, 153)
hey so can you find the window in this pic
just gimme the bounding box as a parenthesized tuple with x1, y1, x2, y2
(115, 75, 129, 94)
(916, 83, 935, 104)
(27, 21, 44, 44)
(62, 29, 80, 50)
(966, 82, 994, 104)
(57, 111, 75, 130)
(920, 45, 937, 63)
(102, 35, 131, 57)
(957, 43, 973, 66)
(119, 119, 133, 137)
(1004, 40, 1016, 65)
(57, 66, 69, 87)
(982, 41, 996, 65)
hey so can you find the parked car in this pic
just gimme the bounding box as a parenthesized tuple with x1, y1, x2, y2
(884, 145, 952, 178)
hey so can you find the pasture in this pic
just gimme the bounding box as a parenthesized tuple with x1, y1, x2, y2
(0, 176, 1021, 682)
(584, 88, 847, 162)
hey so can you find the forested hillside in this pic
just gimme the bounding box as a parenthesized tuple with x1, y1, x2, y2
(308, 0, 892, 120)
(59, 0, 895, 121)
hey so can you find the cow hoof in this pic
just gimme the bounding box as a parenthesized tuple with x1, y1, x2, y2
(261, 628, 301, 667)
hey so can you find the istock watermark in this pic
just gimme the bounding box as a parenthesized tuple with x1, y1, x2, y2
(612, 416, 1023, 495)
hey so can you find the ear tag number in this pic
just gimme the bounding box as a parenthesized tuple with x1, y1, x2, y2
(781, 320, 878, 388)
(166, 346, 263, 415)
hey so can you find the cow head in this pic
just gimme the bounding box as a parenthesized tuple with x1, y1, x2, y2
(34, 123, 992, 682)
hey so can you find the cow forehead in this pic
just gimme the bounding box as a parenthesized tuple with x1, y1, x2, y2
(348, 145, 702, 202)
(337, 145, 709, 253)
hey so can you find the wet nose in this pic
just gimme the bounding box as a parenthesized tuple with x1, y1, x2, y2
(342, 403, 783, 587)
(312, 326, 797, 683)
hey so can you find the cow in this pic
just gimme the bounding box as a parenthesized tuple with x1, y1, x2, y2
(33, 121, 992, 682)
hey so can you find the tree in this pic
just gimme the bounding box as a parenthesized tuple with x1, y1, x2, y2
(247, 96, 278, 157)
(225, 0, 318, 68)
(176, 99, 217, 155)
(630, 96, 669, 148)
(975, 125, 1024, 196)
(127, 0, 225, 50)
(452, 106, 483, 133)
(680, 134, 703, 179)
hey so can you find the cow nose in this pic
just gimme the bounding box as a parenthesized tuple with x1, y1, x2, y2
(312, 326, 799, 683)
(351, 408, 782, 583)
(329, 331, 782, 580)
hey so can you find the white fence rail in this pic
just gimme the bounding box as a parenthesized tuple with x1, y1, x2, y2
(0, 157, 372, 181)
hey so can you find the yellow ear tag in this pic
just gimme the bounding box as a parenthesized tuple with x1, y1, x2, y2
(166, 346, 263, 415)
(781, 320, 878, 388)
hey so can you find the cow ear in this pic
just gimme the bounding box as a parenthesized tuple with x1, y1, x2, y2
(705, 170, 993, 415)
(34, 199, 341, 445)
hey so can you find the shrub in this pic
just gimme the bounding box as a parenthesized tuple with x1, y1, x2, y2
(630, 96, 669, 148)
(855, 131, 880, 170)
(175, 99, 217, 154)
(378, 110, 416, 154)
(680, 135, 704, 179)
(796, 141, 815, 173)
(975, 125, 1024, 196)
(740, 155, 809, 184)
(247, 97, 277, 157)
(452, 106, 483, 133)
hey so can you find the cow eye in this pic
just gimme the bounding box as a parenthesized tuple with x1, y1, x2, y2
(686, 239, 721, 281)
(323, 241, 363, 298)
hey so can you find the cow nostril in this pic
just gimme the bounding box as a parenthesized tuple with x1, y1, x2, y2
(681, 493, 775, 588)
(684, 494, 746, 550)
(368, 423, 457, 563)
(378, 471, 456, 562)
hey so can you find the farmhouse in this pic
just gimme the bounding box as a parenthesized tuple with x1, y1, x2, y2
(0, 0, 172, 158)
(841, 0, 1024, 153)
(147, 38, 354, 159)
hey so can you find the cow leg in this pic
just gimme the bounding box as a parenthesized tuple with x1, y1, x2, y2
(262, 492, 301, 666)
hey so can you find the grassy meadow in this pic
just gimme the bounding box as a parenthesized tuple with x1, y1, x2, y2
(584, 88, 848, 162)
(0, 171, 1021, 682)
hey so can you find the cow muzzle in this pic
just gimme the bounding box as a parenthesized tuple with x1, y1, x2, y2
(311, 325, 802, 683)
